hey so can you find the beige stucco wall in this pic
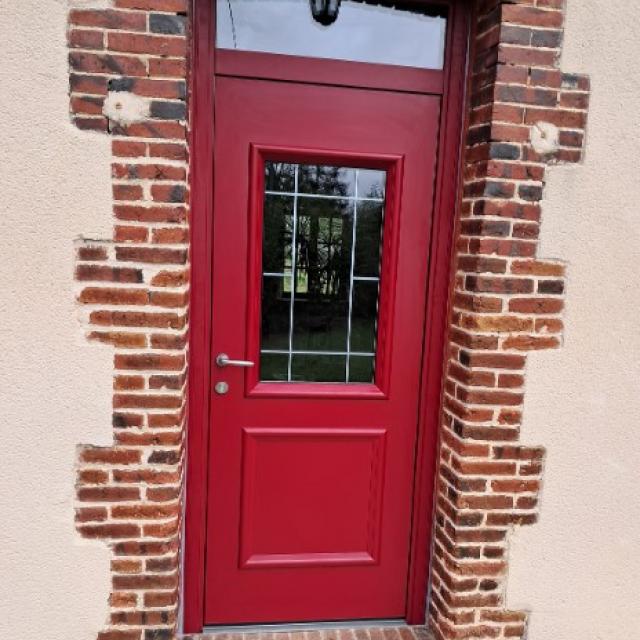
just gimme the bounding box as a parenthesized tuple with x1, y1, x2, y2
(507, 1, 640, 638)
(0, 2, 113, 639)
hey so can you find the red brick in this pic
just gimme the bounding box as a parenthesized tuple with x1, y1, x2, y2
(97, 631, 141, 640)
(77, 246, 108, 261)
(151, 183, 187, 203)
(498, 45, 558, 68)
(465, 276, 534, 294)
(76, 265, 142, 283)
(113, 184, 143, 201)
(75, 507, 108, 522)
(70, 9, 147, 31)
(73, 117, 108, 132)
(79, 523, 141, 539)
(150, 269, 188, 287)
(460, 315, 533, 333)
(68, 29, 105, 50)
(147, 486, 181, 502)
(114, 353, 185, 371)
(487, 512, 537, 526)
(148, 413, 182, 428)
(535, 317, 563, 333)
(114, 394, 182, 409)
(69, 52, 147, 77)
(111, 559, 143, 574)
(114, 205, 186, 224)
(149, 290, 188, 308)
(113, 469, 180, 484)
(459, 351, 526, 370)
(492, 479, 540, 493)
(150, 333, 187, 350)
(525, 107, 587, 129)
(70, 74, 109, 96)
(89, 332, 147, 349)
(115, 0, 187, 10)
(452, 458, 517, 476)
(108, 33, 187, 58)
(79, 287, 148, 305)
(457, 388, 524, 406)
(148, 142, 187, 160)
(114, 225, 149, 242)
(112, 573, 179, 590)
(498, 373, 524, 388)
(111, 503, 179, 519)
(114, 375, 145, 391)
(109, 592, 138, 608)
(78, 469, 109, 484)
(511, 259, 564, 277)
(144, 591, 176, 607)
(90, 310, 186, 329)
(112, 140, 147, 158)
(143, 519, 180, 538)
(114, 121, 186, 140)
(148, 57, 187, 78)
(468, 238, 537, 258)
(509, 297, 564, 314)
(502, 335, 560, 350)
(113, 163, 186, 181)
(502, 5, 563, 28)
(115, 246, 187, 264)
(80, 448, 141, 465)
(78, 487, 140, 502)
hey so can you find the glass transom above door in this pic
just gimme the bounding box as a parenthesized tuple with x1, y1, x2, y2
(260, 162, 386, 384)
(216, 0, 447, 70)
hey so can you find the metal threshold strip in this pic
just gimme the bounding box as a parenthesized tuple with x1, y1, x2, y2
(203, 619, 406, 634)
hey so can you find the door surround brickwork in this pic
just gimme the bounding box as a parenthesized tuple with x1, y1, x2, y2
(67, 1, 589, 639)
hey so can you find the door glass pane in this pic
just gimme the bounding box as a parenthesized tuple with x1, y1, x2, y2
(260, 161, 386, 383)
(216, 0, 447, 70)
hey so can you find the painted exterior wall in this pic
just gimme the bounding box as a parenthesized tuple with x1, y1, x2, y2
(0, 2, 637, 640)
(507, 1, 640, 638)
(0, 2, 113, 640)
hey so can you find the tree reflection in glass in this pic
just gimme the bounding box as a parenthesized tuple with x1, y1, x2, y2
(261, 162, 386, 383)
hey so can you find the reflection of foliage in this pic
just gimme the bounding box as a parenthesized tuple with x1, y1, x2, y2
(296, 206, 349, 298)
(296, 165, 351, 300)
(265, 162, 296, 192)
(298, 165, 351, 197)
(265, 162, 385, 301)
(365, 182, 384, 200)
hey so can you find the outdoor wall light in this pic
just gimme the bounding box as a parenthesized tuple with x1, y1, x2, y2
(309, 0, 342, 26)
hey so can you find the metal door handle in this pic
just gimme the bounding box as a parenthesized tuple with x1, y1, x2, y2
(216, 353, 254, 368)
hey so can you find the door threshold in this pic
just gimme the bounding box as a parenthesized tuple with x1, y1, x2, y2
(203, 619, 406, 634)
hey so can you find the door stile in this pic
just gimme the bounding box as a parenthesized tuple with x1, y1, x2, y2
(183, 0, 215, 632)
(405, 1, 471, 624)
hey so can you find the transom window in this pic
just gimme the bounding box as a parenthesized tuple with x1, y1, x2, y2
(216, 0, 447, 70)
(259, 162, 386, 383)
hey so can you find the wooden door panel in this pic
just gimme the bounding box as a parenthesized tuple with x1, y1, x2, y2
(204, 76, 440, 624)
(240, 427, 386, 568)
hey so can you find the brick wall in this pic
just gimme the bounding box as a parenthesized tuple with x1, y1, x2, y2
(429, 1, 589, 638)
(66, 1, 589, 639)
(69, 2, 190, 639)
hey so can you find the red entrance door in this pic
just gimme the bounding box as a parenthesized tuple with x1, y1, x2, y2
(203, 76, 441, 625)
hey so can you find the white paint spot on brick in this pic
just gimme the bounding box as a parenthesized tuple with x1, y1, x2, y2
(103, 91, 150, 126)
(530, 121, 560, 155)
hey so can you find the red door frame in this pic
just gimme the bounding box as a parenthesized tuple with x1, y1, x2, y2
(184, 0, 471, 632)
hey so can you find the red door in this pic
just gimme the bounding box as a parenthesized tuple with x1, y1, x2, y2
(203, 76, 441, 625)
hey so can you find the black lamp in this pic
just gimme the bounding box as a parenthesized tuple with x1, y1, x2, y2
(309, 0, 342, 26)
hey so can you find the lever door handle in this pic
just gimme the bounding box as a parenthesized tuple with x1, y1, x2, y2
(216, 353, 255, 368)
